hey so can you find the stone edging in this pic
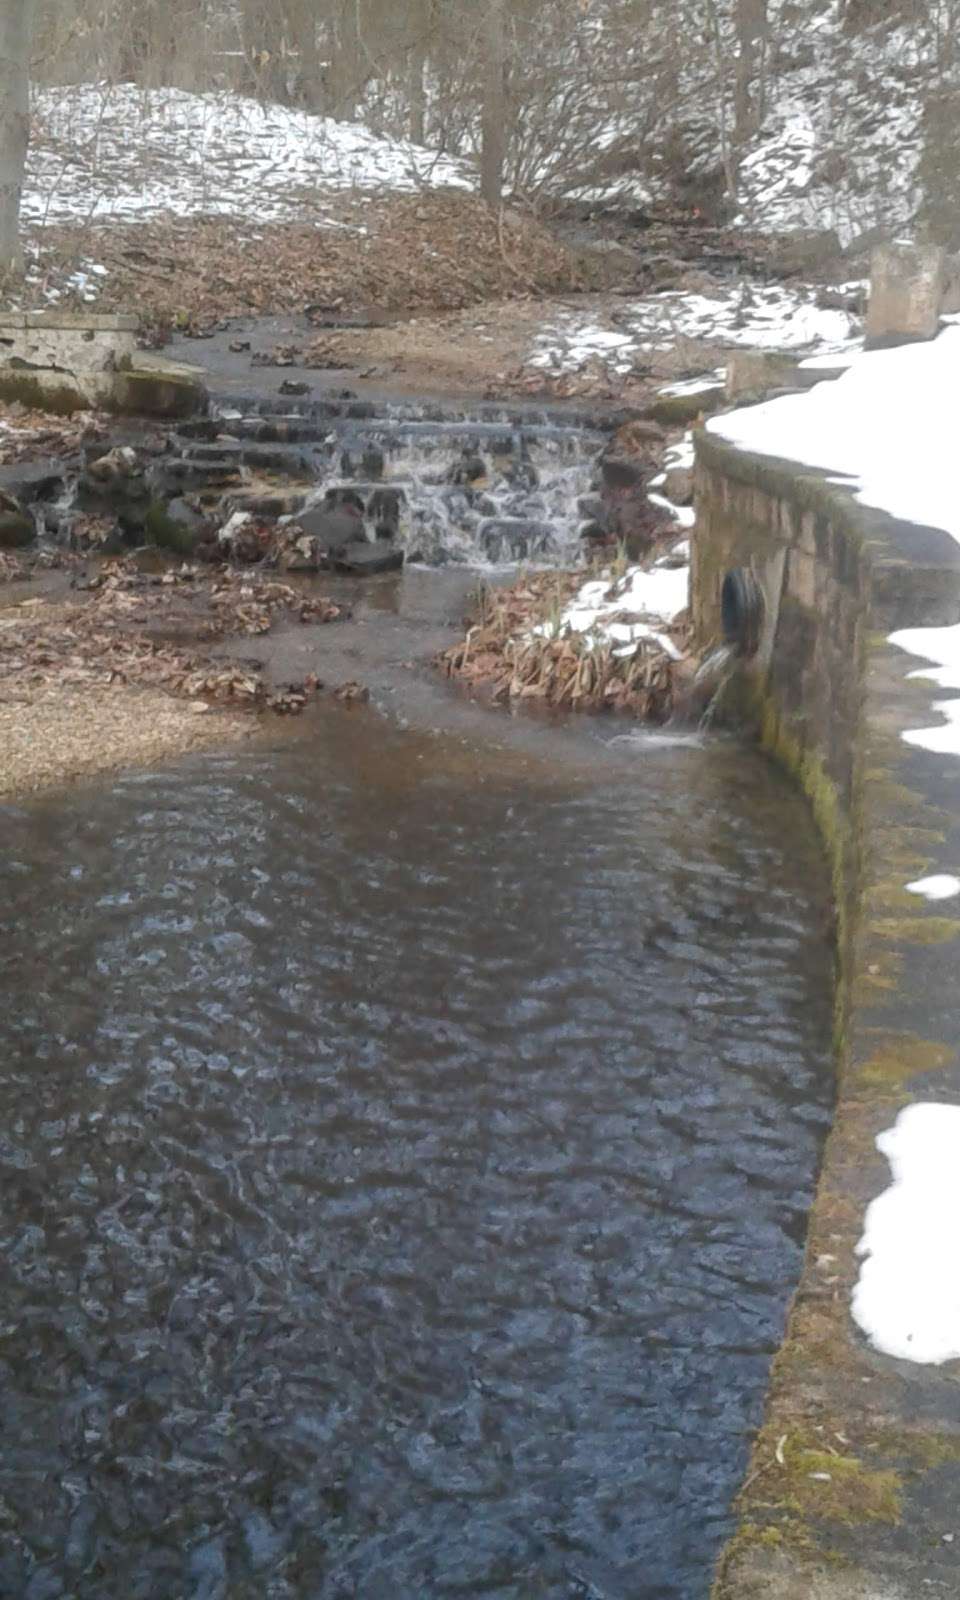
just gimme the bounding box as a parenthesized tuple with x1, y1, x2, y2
(694, 430, 960, 1598)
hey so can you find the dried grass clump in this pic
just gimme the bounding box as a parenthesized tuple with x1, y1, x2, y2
(438, 568, 691, 720)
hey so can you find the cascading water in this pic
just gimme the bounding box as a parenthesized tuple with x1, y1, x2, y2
(209, 397, 603, 569)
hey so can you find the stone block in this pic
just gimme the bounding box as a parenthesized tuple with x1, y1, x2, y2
(866, 241, 946, 348)
(943, 253, 960, 316)
(725, 352, 802, 403)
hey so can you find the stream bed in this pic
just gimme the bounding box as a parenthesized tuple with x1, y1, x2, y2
(0, 699, 834, 1599)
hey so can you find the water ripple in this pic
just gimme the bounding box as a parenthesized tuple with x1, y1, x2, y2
(0, 727, 833, 1598)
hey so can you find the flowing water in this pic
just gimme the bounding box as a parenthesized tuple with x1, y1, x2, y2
(209, 399, 602, 568)
(0, 708, 834, 1600)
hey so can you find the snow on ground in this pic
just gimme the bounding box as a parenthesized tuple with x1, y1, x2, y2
(708, 328, 960, 543)
(853, 1103, 960, 1365)
(710, 327, 960, 760)
(732, 9, 925, 244)
(26, 84, 473, 229)
(888, 621, 960, 759)
(534, 558, 689, 660)
(527, 282, 859, 378)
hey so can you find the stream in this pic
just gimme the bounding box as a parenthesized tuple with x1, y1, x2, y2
(0, 704, 834, 1599)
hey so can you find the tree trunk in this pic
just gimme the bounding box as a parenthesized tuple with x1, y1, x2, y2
(734, 0, 768, 145)
(240, 0, 289, 103)
(0, 0, 30, 280)
(335, 0, 363, 120)
(408, 40, 427, 144)
(406, 0, 432, 144)
(283, 0, 324, 112)
(480, 0, 506, 206)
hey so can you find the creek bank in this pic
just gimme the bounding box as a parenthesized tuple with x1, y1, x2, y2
(694, 425, 960, 1599)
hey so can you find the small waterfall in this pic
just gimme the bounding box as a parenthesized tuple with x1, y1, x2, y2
(695, 644, 737, 730)
(214, 398, 602, 570)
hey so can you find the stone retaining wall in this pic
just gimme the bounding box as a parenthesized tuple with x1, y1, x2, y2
(695, 432, 960, 1598)
(0, 311, 206, 417)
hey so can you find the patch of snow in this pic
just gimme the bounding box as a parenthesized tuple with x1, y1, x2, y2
(853, 1103, 960, 1365)
(907, 876, 960, 901)
(24, 83, 473, 229)
(733, 15, 925, 243)
(527, 281, 860, 378)
(535, 563, 689, 659)
(664, 439, 696, 471)
(709, 329, 960, 545)
(889, 621, 960, 758)
(648, 493, 695, 529)
(658, 371, 725, 397)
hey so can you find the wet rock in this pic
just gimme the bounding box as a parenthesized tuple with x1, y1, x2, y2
(0, 459, 66, 503)
(144, 497, 205, 555)
(185, 1535, 227, 1600)
(578, 493, 606, 524)
(175, 418, 221, 442)
(334, 541, 404, 575)
(405, 516, 456, 566)
(86, 445, 140, 484)
(613, 418, 666, 452)
(368, 487, 405, 539)
(0, 491, 34, 548)
(226, 485, 309, 518)
(111, 357, 206, 420)
(643, 387, 725, 427)
(662, 467, 694, 507)
(479, 518, 556, 562)
(362, 446, 385, 481)
(580, 520, 612, 551)
(218, 510, 270, 563)
(188, 441, 312, 474)
(24, 1568, 64, 1600)
(449, 454, 489, 488)
(294, 507, 365, 552)
(340, 446, 386, 480)
(502, 458, 539, 492)
(324, 486, 367, 516)
(601, 454, 647, 491)
(152, 458, 242, 493)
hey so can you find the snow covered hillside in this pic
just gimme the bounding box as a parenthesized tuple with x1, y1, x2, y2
(731, 4, 931, 245)
(27, 84, 473, 228)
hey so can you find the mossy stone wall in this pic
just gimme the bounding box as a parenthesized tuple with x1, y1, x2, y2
(695, 428, 960, 1598)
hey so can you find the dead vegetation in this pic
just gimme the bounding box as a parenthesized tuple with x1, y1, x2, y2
(30, 194, 605, 336)
(437, 567, 692, 719)
(0, 557, 349, 725)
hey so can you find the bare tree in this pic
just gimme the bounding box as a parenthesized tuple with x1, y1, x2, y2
(734, 0, 767, 144)
(0, 0, 31, 279)
(480, 0, 506, 204)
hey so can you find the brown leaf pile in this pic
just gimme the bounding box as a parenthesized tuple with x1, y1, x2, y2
(437, 570, 690, 719)
(0, 548, 80, 583)
(32, 194, 605, 332)
(0, 403, 107, 464)
(0, 560, 348, 717)
(491, 361, 654, 405)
